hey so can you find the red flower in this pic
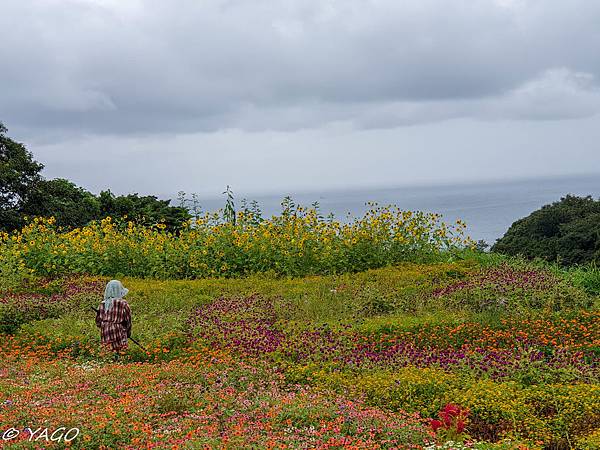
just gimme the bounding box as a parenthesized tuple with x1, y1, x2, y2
(443, 403, 461, 417)
(440, 411, 453, 427)
(456, 418, 465, 433)
(432, 403, 469, 435)
(430, 419, 443, 431)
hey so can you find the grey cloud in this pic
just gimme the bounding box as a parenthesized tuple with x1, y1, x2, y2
(2, 0, 600, 138)
(354, 68, 600, 129)
(32, 115, 600, 198)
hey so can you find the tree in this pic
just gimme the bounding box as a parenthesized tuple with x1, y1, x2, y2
(492, 195, 600, 266)
(98, 190, 191, 232)
(0, 122, 191, 232)
(0, 123, 44, 230)
(555, 212, 600, 265)
(21, 178, 101, 229)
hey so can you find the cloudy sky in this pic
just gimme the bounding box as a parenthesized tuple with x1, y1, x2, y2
(1, 0, 599, 199)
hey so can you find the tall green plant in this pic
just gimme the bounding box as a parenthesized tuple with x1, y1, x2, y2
(223, 186, 236, 225)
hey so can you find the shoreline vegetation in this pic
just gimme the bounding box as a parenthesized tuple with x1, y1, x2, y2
(1, 199, 599, 448)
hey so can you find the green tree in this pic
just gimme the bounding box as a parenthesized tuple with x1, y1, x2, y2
(492, 195, 600, 266)
(21, 178, 101, 228)
(555, 212, 600, 265)
(0, 123, 44, 230)
(98, 190, 191, 231)
(0, 122, 191, 232)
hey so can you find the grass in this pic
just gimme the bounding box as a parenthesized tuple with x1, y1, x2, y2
(1, 254, 599, 448)
(15, 260, 480, 346)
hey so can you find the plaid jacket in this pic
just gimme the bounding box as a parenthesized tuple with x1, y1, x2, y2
(95, 298, 132, 351)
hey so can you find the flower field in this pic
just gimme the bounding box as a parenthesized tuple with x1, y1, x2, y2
(0, 210, 599, 448)
(0, 203, 471, 282)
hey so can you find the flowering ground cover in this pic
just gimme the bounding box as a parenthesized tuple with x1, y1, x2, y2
(188, 295, 598, 383)
(0, 340, 435, 449)
(0, 277, 105, 334)
(1, 260, 599, 448)
(185, 293, 599, 446)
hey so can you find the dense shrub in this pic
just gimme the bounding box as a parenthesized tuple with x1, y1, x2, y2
(0, 122, 44, 231)
(493, 195, 600, 266)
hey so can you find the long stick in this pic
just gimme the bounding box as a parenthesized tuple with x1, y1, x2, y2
(90, 306, 148, 352)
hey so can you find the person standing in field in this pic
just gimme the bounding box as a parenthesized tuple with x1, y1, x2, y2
(95, 280, 132, 352)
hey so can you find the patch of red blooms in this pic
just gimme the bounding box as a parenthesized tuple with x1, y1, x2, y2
(430, 403, 469, 434)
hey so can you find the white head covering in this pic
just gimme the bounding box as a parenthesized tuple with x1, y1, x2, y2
(103, 280, 129, 312)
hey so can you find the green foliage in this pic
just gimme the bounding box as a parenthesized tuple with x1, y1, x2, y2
(577, 428, 600, 449)
(311, 368, 600, 446)
(154, 390, 198, 414)
(222, 185, 236, 225)
(0, 124, 190, 232)
(430, 269, 593, 313)
(239, 198, 263, 226)
(567, 263, 600, 296)
(22, 178, 101, 228)
(0, 122, 44, 231)
(97, 189, 191, 232)
(493, 195, 600, 266)
(0, 279, 101, 333)
(0, 299, 69, 334)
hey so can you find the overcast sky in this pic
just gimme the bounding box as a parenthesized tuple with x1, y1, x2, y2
(1, 0, 599, 198)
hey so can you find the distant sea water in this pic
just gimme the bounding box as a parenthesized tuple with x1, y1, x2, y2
(192, 174, 600, 246)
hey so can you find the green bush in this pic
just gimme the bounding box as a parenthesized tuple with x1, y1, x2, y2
(493, 195, 600, 266)
(0, 300, 64, 334)
(567, 263, 600, 297)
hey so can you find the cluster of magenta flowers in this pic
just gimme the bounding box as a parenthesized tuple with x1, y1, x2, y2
(0, 278, 105, 333)
(432, 265, 559, 298)
(188, 297, 599, 382)
(0, 277, 104, 306)
(336, 337, 596, 380)
(186, 295, 285, 356)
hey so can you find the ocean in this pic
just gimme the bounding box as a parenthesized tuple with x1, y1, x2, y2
(193, 174, 600, 246)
